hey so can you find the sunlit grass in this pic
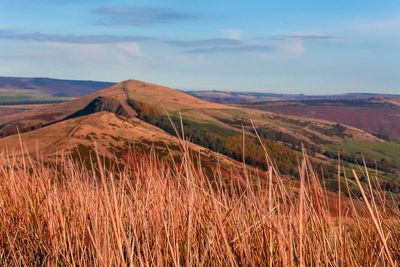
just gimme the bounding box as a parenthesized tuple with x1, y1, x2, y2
(0, 137, 399, 266)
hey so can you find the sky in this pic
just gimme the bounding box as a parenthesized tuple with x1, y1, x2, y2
(0, 0, 400, 94)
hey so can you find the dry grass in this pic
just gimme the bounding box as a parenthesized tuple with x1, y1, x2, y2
(0, 139, 399, 266)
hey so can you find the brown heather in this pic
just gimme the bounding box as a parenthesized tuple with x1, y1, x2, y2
(0, 137, 399, 266)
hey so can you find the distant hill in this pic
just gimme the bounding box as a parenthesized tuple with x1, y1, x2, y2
(239, 98, 400, 140)
(188, 90, 400, 104)
(0, 76, 114, 97)
(189, 89, 400, 140)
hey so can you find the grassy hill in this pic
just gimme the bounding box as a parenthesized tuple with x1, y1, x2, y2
(1, 79, 399, 266)
(0, 79, 398, 197)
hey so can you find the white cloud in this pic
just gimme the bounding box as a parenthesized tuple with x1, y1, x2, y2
(222, 29, 242, 40)
(115, 42, 142, 56)
(279, 39, 305, 55)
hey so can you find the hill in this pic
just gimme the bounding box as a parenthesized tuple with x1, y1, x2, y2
(1, 79, 398, 196)
(0, 80, 381, 157)
(1, 85, 398, 264)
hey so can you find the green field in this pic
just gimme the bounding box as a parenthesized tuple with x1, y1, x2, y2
(324, 140, 400, 198)
(327, 140, 400, 184)
(0, 88, 71, 104)
(329, 140, 400, 167)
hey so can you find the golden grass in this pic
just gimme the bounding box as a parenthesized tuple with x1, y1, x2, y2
(0, 139, 399, 266)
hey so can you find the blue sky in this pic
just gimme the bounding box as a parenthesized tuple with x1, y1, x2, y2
(1, 0, 400, 94)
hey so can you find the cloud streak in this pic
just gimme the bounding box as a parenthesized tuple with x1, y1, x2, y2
(0, 30, 151, 44)
(163, 33, 337, 54)
(167, 35, 310, 55)
(0, 29, 330, 56)
(267, 34, 336, 41)
(182, 45, 275, 54)
(93, 6, 196, 25)
(181, 39, 305, 55)
(167, 38, 243, 47)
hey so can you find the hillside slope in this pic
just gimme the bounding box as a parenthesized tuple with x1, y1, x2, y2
(0, 111, 242, 173)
